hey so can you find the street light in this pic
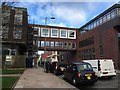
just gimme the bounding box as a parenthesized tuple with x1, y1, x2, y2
(44, 17, 55, 72)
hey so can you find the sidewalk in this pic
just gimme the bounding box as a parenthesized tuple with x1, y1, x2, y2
(14, 68, 78, 89)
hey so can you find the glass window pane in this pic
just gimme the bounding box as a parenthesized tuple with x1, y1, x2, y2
(41, 28, 49, 37)
(68, 30, 76, 39)
(14, 14, 23, 25)
(41, 41, 44, 47)
(60, 42, 63, 48)
(64, 42, 67, 48)
(111, 9, 116, 19)
(51, 29, 58, 37)
(106, 12, 110, 21)
(55, 42, 59, 48)
(60, 30, 67, 38)
(50, 41, 54, 48)
(2, 26, 9, 38)
(13, 27, 22, 39)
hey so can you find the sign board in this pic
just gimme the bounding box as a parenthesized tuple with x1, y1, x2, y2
(42, 54, 47, 59)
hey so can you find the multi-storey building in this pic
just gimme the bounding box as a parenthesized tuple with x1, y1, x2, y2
(77, 4, 120, 69)
(1, 6, 28, 67)
(1, 4, 120, 69)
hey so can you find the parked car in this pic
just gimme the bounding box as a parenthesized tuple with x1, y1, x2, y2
(63, 62, 98, 86)
(51, 61, 67, 75)
(83, 59, 116, 78)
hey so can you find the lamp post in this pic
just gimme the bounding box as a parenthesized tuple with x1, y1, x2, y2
(44, 17, 55, 72)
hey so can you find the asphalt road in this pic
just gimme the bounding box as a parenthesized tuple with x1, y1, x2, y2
(58, 73, 120, 90)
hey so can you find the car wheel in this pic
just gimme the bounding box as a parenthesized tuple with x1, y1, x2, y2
(72, 78, 77, 86)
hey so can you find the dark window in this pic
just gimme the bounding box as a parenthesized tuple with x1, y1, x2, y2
(79, 37, 94, 48)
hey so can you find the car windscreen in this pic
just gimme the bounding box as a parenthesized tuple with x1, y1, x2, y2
(77, 63, 93, 71)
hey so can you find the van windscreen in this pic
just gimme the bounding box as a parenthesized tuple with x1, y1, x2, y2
(77, 63, 93, 71)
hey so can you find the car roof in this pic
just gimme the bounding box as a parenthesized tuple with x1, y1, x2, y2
(69, 62, 90, 65)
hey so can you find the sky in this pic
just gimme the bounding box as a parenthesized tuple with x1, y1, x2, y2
(2, 0, 120, 54)
(8, 0, 119, 28)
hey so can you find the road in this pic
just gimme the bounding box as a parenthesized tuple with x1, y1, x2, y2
(58, 74, 120, 90)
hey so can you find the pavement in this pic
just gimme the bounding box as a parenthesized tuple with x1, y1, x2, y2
(14, 68, 78, 90)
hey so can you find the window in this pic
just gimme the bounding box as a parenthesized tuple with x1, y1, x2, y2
(60, 42, 63, 48)
(64, 42, 67, 48)
(111, 9, 116, 19)
(51, 28, 58, 38)
(99, 17, 103, 25)
(2, 26, 9, 38)
(33, 27, 39, 37)
(79, 37, 94, 48)
(60, 30, 67, 38)
(68, 30, 76, 39)
(106, 12, 110, 21)
(38, 41, 40, 47)
(55, 42, 59, 48)
(50, 41, 54, 48)
(41, 41, 44, 47)
(93, 21, 97, 28)
(41, 28, 50, 37)
(13, 27, 22, 39)
(14, 14, 23, 25)
(2, 11, 10, 23)
(68, 42, 72, 49)
(96, 19, 99, 27)
(46, 41, 49, 47)
(103, 15, 107, 23)
(72, 43, 76, 49)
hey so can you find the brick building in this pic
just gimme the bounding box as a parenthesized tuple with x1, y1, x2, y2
(1, 6, 29, 67)
(77, 4, 120, 69)
(1, 4, 120, 69)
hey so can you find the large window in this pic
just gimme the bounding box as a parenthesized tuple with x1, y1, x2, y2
(60, 29, 67, 38)
(41, 28, 50, 37)
(2, 11, 10, 24)
(68, 30, 76, 39)
(79, 37, 94, 48)
(13, 27, 22, 39)
(51, 28, 58, 38)
(14, 14, 23, 25)
(2, 26, 9, 38)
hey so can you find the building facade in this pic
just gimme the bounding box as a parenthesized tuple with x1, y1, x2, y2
(78, 4, 120, 69)
(1, 6, 28, 67)
(1, 4, 120, 69)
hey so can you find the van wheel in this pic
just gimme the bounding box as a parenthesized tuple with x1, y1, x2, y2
(72, 78, 77, 86)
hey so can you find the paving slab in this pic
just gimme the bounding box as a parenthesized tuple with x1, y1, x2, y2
(14, 68, 78, 90)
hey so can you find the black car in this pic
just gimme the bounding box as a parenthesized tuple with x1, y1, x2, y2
(63, 62, 98, 86)
(51, 62, 67, 75)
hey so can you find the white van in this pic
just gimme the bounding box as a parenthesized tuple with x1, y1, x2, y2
(82, 59, 116, 78)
